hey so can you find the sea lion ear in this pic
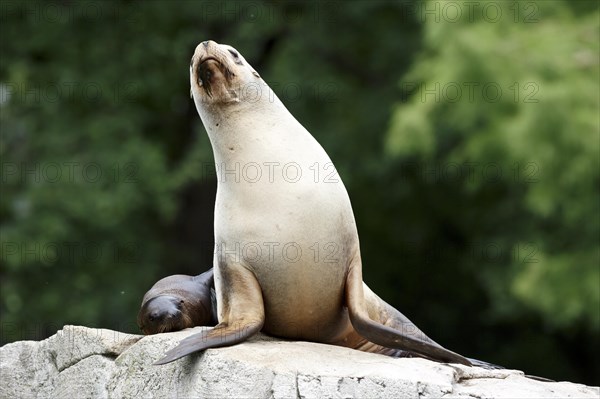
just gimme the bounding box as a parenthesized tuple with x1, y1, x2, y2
(252, 70, 260, 79)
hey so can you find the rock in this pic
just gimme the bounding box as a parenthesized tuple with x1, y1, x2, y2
(1, 325, 598, 399)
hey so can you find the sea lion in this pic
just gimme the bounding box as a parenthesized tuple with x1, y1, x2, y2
(154, 40, 473, 366)
(137, 269, 217, 335)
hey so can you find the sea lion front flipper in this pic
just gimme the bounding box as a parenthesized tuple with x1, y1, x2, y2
(154, 263, 264, 365)
(345, 259, 472, 366)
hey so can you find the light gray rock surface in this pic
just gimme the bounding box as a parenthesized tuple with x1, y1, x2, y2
(1, 325, 598, 398)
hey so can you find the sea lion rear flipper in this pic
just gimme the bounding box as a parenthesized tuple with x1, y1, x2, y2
(345, 259, 472, 366)
(154, 263, 264, 365)
(194, 268, 214, 286)
(466, 358, 553, 380)
(467, 357, 504, 370)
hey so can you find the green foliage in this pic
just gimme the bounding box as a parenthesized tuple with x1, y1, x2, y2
(0, 0, 421, 342)
(1, 0, 598, 385)
(387, 0, 599, 332)
(1, 0, 190, 338)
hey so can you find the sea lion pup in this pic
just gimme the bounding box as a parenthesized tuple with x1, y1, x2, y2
(138, 269, 217, 335)
(154, 40, 474, 366)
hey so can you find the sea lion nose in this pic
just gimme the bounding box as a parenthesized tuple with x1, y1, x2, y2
(145, 296, 179, 321)
(202, 40, 216, 49)
(148, 310, 161, 322)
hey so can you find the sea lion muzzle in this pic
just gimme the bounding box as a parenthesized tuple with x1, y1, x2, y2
(138, 295, 184, 335)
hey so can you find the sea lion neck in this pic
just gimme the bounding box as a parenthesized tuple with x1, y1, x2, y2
(195, 84, 303, 165)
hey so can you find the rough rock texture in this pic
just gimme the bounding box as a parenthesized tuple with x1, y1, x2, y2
(1, 325, 598, 398)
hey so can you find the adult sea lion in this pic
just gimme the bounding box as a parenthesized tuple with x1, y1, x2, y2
(154, 40, 473, 366)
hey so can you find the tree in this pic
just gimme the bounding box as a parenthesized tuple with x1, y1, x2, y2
(1, 0, 597, 385)
(387, 0, 599, 382)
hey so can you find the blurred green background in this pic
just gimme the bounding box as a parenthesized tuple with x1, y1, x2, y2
(1, 0, 598, 385)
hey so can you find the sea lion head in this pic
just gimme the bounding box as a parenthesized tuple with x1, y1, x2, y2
(189, 40, 261, 106)
(137, 273, 216, 335)
(137, 294, 191, 334)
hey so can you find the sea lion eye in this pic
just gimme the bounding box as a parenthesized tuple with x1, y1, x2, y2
(228, 49, 243, 66)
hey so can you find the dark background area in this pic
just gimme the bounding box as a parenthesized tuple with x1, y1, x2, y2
(1, 0, 598, 385)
